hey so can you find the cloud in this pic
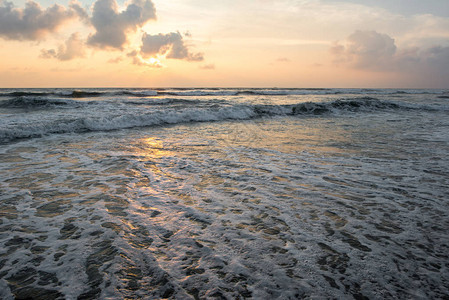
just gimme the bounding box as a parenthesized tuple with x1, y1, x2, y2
(127, 50, 163, 68)
(276, 57, 291, 62)
(131, 56, 164, 68)
(140, 32, 204, 61)
(108, 56, 124, 63)
(320, 0, 449, 18)
(40, 32, 86, 61)
(1, 0, 206, 67)
(40, 49, 57, 59)
(331, 30, 397, 70)
(88, 0, 156, 49)
(0, 0, 85, 41)
(69, 1, 89, 22)
(200, 64, 215, 70)
(417, 45, 449, 77)
(331, 30, 449, 84)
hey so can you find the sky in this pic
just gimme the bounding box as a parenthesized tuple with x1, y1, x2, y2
(0, 0, 448, 88)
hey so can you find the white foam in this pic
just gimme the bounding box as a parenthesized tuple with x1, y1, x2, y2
(1, 90, 448, 298)
(1, 98, 419, 143)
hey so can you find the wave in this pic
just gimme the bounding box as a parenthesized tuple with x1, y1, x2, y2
(0, 91, 53, 97)
(116, 90, 159, 97)
(0, 98, 417, 143)
(0, 97, 78, 108)
(63, 91, 103, 98)
(0, 96, 210, 109)
(0, 91, 103, 98)
(1, 88, 446, 99)
(122, 98, 209, 106)
(150, 89, 436, 96)
(158, 90, 240, 96)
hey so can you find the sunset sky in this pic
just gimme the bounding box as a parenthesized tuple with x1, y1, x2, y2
(1, 0, 448, 88)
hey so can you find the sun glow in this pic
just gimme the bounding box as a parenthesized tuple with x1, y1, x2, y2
(131, 55, 164, 68)
(148, 57, 162, 66)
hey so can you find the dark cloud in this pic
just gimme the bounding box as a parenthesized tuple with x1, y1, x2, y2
(331, 30, 449, 85)
(141, 32, 204, 61)
(418, 45, 449, 79)
(40, 33, 86, 61)
(69, 1, 89, 21)
(88, 0, 156, 49)
(0, 0, 85, 40)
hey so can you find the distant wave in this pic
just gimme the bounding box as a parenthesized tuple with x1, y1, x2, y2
(0, 96, 210, 109)
(0, 98, 427, 143)
(0, 91, 103, 98)
(1, 91, 53, 97)
(65, 91, 103, 98)
(0, 97, 77, 108)
(0, 88, 446, 99)
(116, 90, 158, 97)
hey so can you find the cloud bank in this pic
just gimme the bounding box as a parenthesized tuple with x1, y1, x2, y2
(331, 30, 449, 81)
(88, 0, 156, 49)
(331, 30, 397, 70)
(0, 0, 84, 40)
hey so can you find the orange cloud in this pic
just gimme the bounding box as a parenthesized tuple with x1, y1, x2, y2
(140, 32, 204, 61)
(40, 32, 86, 61)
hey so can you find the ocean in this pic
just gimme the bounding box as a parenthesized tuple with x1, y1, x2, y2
(0, 88, 448, 299)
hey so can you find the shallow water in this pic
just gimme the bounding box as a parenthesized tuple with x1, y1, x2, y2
(1, 89, 449, 299)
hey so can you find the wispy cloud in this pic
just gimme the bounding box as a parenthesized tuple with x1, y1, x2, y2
(200, 64, 215, 70)
(108, 56, 124, 64)
(276, 57, 291, 62)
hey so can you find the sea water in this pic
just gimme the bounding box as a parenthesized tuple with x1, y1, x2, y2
(0, 88, 448, 299)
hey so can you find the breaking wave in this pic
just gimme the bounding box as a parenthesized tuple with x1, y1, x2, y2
(0, 98, 420, 143)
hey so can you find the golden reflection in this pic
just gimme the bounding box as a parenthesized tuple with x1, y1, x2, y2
(137, 137, 172, 159)
(131, 137, 180, 194)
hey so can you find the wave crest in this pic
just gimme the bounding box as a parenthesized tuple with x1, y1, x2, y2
(0, 98, 409, 143)
(0, 97, 74, 108)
